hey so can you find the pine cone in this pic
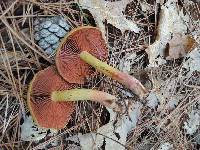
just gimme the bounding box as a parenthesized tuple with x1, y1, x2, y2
(34, 16, 71, 55)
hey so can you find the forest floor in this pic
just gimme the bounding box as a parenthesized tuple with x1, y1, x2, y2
(0, 0, 199, 150)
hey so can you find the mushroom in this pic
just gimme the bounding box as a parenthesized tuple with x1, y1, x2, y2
(56, 26, 108, 84)
(80, 51, 148, 98)
(55, 26, 147, 98)
(27, 66, 119, 129)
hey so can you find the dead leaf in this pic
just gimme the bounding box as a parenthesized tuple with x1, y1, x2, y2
(77, 0, 140, 36)
(145, 0, 189, 67)
(165, 34, 197, 60)
(78, 102, 142, 150)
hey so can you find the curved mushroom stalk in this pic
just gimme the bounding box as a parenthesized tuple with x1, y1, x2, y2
(80, 51, 148, 98)
(52, 89, 121, 112)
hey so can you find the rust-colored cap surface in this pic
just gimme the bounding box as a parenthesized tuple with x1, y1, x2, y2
(27, 66, 75, 129)
(56, 26, 108, 84)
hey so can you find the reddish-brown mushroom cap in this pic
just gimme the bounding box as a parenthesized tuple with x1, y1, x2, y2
(55, 26, 108, 84)
(27, 66, 76, 129)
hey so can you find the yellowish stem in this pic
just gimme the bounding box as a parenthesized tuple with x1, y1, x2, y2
(80, 51, 118, 77)
(80, 51, 147, 98)
(52, 89, 114, 101)
(52, 89, 121, 112)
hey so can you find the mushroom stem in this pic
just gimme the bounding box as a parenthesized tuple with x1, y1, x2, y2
(52, 89, 121, 112)
(80, 51, 148, 98)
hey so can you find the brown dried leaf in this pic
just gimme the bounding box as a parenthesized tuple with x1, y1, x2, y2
(166, 34, 197, 60)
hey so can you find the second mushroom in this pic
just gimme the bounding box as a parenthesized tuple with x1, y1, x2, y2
(27, 66, 119, 129)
